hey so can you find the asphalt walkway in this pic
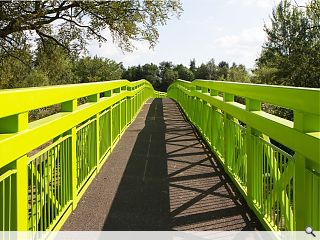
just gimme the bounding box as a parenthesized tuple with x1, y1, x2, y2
(61, 98, 262, 231)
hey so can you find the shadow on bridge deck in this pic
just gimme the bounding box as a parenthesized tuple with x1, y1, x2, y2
(62, 98, 263, 231)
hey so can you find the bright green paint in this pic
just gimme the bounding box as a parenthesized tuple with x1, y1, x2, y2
(1, 78, 319, 231)
(0, 79, 161, 231)
(168, 79, 320, 231)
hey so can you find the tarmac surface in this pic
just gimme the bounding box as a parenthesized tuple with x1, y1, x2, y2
(61, 98, 263, 231)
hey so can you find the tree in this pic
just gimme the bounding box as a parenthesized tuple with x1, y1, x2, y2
(35, 39, 76, 85)
(0, 1, 182, 59)
(255, 0, 320, 87)
(74, 56, 123, 83)
(159, 61, 178, 90)
(227, 63, 250, 83)
(122, 65, 143, 82)
(163, 68, 178, 85)
(251, 66, 279, 84)
(0, 41, 36, 88)
(207, 58, 217, 80)
(189, 58, 196, 73)
(174, 64, 194, 81)
(141, 63, 161, 87)
(294, 0, 320, 24)
(122, 63, 161, 89)
(195, 59, 217, 80)
(195, 63, 210, 79)
(217, 61, 229, 80)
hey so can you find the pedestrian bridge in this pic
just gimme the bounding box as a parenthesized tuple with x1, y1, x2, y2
(0, 80, 319, 231)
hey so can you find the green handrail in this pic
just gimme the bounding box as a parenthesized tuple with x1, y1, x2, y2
(0, 79, 162, 231)
(168, 79, 320, 231)
(1, 77, 319, 232)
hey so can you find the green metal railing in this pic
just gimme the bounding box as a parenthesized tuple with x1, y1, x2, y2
(168, 79, 320, 231)
(1, 77, 318, 232)
(0, 79, 160, 231)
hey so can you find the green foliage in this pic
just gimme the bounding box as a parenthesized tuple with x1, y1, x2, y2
(158, 61, 178, 90)
(122, 59, 251, 91)
(123, 61, 195, 91)
(141, 63, 161, 86)
(0, 39, 77, 89)
(35, 40, 76, 85)
(193, 59, 249, 81)
(122, 65, 143, 82)
(0, 42, 124, 89)
(74, 56, 123, 83)
(227, 63, 250, 83)
(195, 63, 211, 79)
(122, 63, 161, 88)
(0, 1, 182, 55)
(0, 48, 34, 89)
(174, 64, 195, 81)
(163, 68, 179, 85)
(251, 66, 279, 84)
(217, 61, 229, 80)
(122, 61, 194, 88)
(255, 0, 320, 87)
(189, 58, 196, 73)
(195, 59, 217, 80)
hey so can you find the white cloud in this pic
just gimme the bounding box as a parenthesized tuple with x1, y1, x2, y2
(184, 16, 224, 32)
(212, 27, 266, 67)
(87, 40, 120, 58)
(214, 27, 265, 47)
(86, 29, 154, 66)
(86, 29, 120, 57)
(118, 41, 153, 65)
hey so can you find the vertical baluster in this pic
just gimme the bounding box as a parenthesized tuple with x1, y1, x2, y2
(0, 113, 28, 230)
(245, 98, 261, 209)
(293, 111, 319, 230)
(2, 180, 4, 231)
(223, 93, 234, 169)
(61, 99, 78, 209)
(48, 149, 51, 227)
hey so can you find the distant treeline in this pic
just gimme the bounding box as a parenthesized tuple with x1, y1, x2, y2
(123, 60, 250, 91)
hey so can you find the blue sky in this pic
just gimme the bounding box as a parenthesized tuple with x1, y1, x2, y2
(87, 0, 307, 69)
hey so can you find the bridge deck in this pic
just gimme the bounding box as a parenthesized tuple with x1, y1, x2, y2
(62, 98, 262, 231)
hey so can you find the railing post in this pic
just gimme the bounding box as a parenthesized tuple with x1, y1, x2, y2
(223, 93, 234, 167)
(13, 113, 28, 230)
(126, 87, 131, 126)
(293, 111, 319, 230)
(104, 90, 112, 97)
(61, 99, 78, 209)
(190, 86, 196, 119)
(88, 94, 100, 172)
(210, 89, 218, 96)
(245, 98, 261, 207)
(202, 87, 208, 94)
(0, 112, 29, 230)
(104, 90, 113, 152)
(16, 154, 29, 230)
(119, 88, 123, 133)
(113, 87, 120, 94)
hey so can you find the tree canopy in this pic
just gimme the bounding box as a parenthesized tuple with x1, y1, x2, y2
(0, 0, 182, 58)
(254, 0, 320, 87)
(74, 56, 123, 83)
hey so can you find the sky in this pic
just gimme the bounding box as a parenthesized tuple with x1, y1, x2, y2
(87, 0, 308, 70)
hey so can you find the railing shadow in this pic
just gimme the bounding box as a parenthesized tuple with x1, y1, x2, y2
(103, 98, 262, 230)
(103, 98, 170, 230)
